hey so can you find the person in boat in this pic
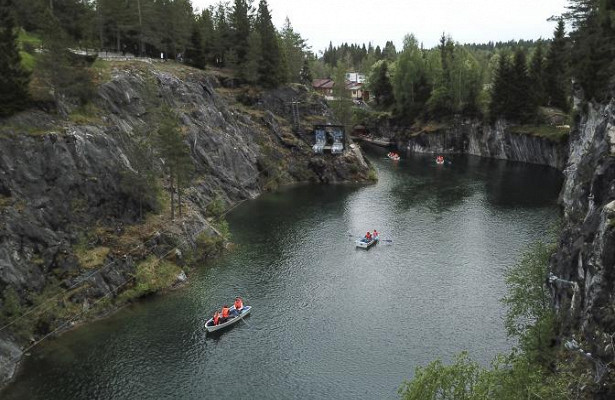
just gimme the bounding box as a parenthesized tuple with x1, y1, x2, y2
(373, 230, 379, 240)
(213, 310, 221, 326)
(221, 305, 230, 322)
(231, 297, 244, 316)
(364, 231, 372, 242)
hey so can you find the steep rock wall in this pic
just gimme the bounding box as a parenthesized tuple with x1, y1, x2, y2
(549, 100, 615, 394)
(404, 120, 568, 169)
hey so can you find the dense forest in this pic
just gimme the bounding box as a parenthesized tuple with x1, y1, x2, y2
(2, 0, 613, 124)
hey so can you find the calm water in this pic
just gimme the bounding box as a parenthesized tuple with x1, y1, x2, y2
(2, 151, 563, 400)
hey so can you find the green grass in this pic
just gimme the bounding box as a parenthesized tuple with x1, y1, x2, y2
(510, 124, 570, 143)
(19, 50, 36, 71)
(18, 29, 42, 48)
(74, 246, 110, 269)
(68, 103, 103, 125)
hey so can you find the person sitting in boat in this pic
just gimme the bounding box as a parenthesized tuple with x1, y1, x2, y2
(213, 310, 221, 326)
(221, 305, 230, 322)
(231, 297, 244, 316)
(363, 231, 372, 242)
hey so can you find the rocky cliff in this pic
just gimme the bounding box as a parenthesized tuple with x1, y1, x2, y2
(403, 120, 569, 169)
(549, 99, 615, 396)
(0, 61, 371, 385)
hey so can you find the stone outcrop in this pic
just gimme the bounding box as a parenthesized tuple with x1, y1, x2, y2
(549, 100, 615, 395)
(404, 120, 568, 169)
(0, 63, 371, 386)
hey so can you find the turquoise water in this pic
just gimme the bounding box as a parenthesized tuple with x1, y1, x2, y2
(2, 152, 563, 399)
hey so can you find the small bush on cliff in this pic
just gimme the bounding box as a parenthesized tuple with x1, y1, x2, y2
(194, 231, 226, 258)
(118, 256, 181, 302)
(502, 241, 557, 363)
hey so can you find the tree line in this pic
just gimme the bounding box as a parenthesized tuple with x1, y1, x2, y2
(0, 0, 316, 117)
(321, 0, 614, 125)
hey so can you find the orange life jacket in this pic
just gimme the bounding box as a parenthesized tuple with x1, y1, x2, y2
(234, 299, 243, 310)
(213, 312, 220, 325)
(222, 307, 230, 318)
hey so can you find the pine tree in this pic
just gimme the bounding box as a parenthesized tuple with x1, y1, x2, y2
(510, 48, 535, 122)
(568, 1, 615, 101)
(0, 0, 30, 116)
(544, 19, 570, 112)
(489, 53, 514, 122)
(230, 0, 251, 65)
(255, 0, 282, 88)
(242, 30, 261, 84)
(369, 61, 393, 107)
(528, 41, 547, 107)
(185, 22, 206, 69)
(198, 8, 216, 64)
(156, 108, 192, 220)
(299, 59, 312, 85)
(212, 3, 231, 66)
(280, 17, 307, 83)
(37, 10, 95, 112)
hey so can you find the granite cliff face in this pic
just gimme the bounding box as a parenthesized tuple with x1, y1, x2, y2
(549, 100, 615, 395)
(404, 120, 568, 169)
(0, 63, 371, 385)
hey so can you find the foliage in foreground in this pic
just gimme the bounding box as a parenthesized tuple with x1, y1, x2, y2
(399, 351, 571, 400)
(399, 241, 574, 399)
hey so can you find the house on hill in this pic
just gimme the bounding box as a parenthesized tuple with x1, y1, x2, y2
(312, 78, 335, 99)
(312, 76, 369, 102)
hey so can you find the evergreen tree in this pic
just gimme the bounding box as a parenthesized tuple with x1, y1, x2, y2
(510, 48, 536, 122)
(489, 53, 514, 122)
(368, 60, 393, 107)
(0, 0, 30, 116)
(230, 0, 252, 64)
(156, 107, 192, 220)
(528, 41, 547, 107)
(280, 17, 307, 83)
(374, 45, 382, 60)
(36, 9, 95, 112)
(197, 9, 216, 64)
(242, 30, 261, 84)
(212, 3, 231, 66)
(544, 19, 570, 112)
(568, 1, 615, 101)
(255, 0, 282, 88)
(185, 22, 206, 69)
(299, 58, 312, 85)
(382, 40, 397, 61)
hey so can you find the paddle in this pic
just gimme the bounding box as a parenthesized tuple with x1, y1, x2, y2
(240, 317, 251, 328)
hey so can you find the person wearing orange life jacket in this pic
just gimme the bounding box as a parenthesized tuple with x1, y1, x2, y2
(212, 310, 221, 326)
(231, 297, 244, 316)
(364, 231, 372, 242)
(221, 305, 230, 322)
